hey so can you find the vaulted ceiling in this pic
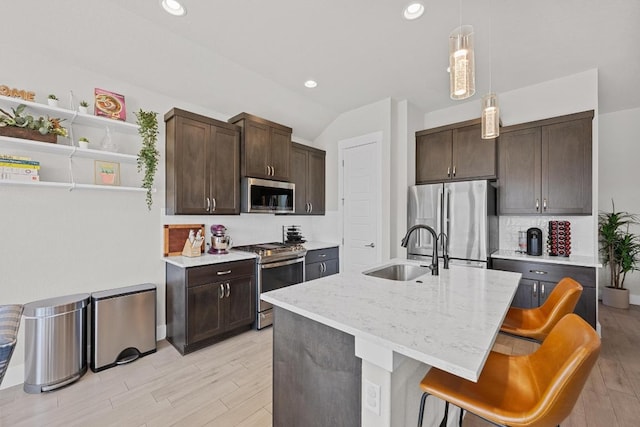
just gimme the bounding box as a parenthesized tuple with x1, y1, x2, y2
(4, 1, 639, 140)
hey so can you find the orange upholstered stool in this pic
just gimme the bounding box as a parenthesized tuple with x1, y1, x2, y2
(500, 277, 583, 342)
(417, 314, 600, 427)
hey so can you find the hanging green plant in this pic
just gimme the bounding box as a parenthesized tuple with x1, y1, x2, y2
(135, 109, 160, 210)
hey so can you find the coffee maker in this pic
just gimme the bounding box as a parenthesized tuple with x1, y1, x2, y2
(526, 227, 543, 256)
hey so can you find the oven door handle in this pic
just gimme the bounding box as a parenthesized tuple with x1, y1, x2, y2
(261, 257, 305, 269)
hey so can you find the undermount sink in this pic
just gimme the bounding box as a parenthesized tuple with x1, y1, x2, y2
(363, 263, 431, 281)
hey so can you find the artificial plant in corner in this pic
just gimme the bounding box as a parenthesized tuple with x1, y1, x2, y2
(135, 109, 160, 210)
(598, 200, 640, 308)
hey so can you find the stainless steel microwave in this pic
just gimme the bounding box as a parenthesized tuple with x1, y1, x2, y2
(242, 177, 295, 213)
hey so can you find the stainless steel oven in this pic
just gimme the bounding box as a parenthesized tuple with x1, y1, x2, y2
(257, 256, 304, 328)
(232, 242, 306, 329)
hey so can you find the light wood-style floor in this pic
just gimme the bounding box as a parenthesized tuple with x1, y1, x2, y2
(0, 303, 638, 427)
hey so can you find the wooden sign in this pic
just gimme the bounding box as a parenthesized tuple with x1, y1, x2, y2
(0, 85, 35, 101)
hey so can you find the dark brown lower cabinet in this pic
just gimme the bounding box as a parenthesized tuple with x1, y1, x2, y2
(491, 258, 596, 328)
(166, 259, 256, 355)
(305, 247, 339, 281)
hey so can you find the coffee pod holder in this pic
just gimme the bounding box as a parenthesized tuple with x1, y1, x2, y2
(547, 220, 571, 257)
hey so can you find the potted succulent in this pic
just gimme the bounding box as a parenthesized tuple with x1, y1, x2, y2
(79, 101, 89, 114)
(78, 137, 90, 149)
(599, 200, 640, 309)
(47, 94, 59, 107)
(0, 104, 68, 143)
(135, 109, 159, 210)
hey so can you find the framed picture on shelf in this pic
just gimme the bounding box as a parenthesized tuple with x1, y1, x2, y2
(94, 88, 126, 121)
(94, 160, 120, 186)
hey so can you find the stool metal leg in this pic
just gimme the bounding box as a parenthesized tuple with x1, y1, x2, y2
(417, 392, 429, 427)
(459, 407, 464, 427)
(440, 401, 449, 427)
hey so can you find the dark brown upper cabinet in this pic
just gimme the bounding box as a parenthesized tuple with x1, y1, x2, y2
(291, 142, 325, 215)
(498, 110, 593, 215)
(228, 113, 292, 182)
(415, 119, 496, 184)
(165, 108, 241, 215)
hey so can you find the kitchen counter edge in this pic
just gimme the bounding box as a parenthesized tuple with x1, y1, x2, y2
(163, 251, 257, 268)
(491, 250, 602, 268)
(304, 241, 340, 251)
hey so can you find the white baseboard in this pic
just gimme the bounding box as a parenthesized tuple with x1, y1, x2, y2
(0, 324, 168, 391)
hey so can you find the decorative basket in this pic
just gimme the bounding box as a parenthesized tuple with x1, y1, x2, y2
(0, 126, 57, 143)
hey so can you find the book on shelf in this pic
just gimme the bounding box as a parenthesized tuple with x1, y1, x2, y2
(0, 173, 40, 182)
(1, 166, 38, 175)
(0, 154, 32, 161)
(0, 158, 39, 166)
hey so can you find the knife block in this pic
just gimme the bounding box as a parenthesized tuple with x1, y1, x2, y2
(181, 238, 203, 257)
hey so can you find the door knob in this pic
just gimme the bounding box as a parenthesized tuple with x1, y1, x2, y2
(365, 243, 375, 248)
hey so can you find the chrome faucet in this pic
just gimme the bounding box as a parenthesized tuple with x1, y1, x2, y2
(438, 232, 450, 270)
(400, 224, 444, 276)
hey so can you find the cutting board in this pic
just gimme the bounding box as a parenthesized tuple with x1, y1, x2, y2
(163, 224, 205, 256)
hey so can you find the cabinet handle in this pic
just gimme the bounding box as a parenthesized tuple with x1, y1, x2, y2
(217, 270, 232, 275)
(452, 166, 456, 177)
(218, 284, 224, 299)
(309, 202, 313, 213)
(206, 197, 211, 212)
(543, 198, 547, 211)
(225, 282, 230, 298)
(212, 197, 217, 212)
(266, 165, 271, 176)
(271, 166, 275, 176)
(535, 198, 540, 211)
(529, 270, 548, 275)
(541, 283, 546, 298)
(532, 281, 538, 298)
(319, 254, 327, 258)
(322, 262, 327, 273)
(306, 202, 310, 213)
(365, 243, 375, 248)
(447, 166, 451, 177)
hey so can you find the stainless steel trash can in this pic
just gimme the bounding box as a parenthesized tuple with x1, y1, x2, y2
(23, 293, 89, 394)
(91, 284, 156, 372)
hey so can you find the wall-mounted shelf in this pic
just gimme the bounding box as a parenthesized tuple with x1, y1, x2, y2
(0, 136, 137, 164)
(0, 94, 139, 134)
(0, 179, 155, 193)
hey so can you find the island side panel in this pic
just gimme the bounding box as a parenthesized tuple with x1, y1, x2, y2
(273, 307, 361, 427)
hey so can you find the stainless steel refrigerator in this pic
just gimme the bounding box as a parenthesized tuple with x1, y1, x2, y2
(406, 180, 498, 268)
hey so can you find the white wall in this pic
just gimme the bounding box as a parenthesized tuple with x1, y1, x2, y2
(599, 107, 640, 304)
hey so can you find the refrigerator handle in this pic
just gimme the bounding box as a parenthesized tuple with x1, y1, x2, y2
(437, 187, 443, 249)
(444, 188, 451, 252)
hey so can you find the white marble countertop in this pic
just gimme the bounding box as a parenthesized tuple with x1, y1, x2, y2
(163, 250, 257, 268)
(303, 241, 340, 251)
(491, 249, 601, 268)
(261, 258, 521, 382)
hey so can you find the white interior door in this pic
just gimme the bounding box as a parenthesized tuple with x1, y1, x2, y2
(340, 132, 382, 273)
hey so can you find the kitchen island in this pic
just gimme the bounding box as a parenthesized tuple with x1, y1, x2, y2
(261, 259, 521, 427)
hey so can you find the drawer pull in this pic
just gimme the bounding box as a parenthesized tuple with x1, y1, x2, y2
(217, 270, 232, 276)
(529, 270, 548, 275)
(319, 254, 327, 258)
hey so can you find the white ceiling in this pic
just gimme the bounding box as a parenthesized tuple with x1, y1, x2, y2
(4, 0, 640, 140)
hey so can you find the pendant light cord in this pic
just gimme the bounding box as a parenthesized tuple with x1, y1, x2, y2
(489, 0, 492, 93)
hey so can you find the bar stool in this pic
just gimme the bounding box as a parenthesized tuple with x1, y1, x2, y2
(500, 277, 583, 342)
(0, 304, 24, 386)
(417, 313, 600, 427)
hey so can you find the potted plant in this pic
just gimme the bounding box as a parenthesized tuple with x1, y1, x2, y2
(78, 137, 90, 149)
(135, 109, 159, 210)
(0, 104, 68, 143)
(598, 200, 640, 309)
(79, 101, 89, 114)
(47, 94, 59, 107)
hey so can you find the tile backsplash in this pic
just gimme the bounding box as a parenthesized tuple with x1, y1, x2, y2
(498, 215, 596, 257)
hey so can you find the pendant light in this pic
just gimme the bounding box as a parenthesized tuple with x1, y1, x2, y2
(481, 0, 499, 139)
(449, 0, 475, 100)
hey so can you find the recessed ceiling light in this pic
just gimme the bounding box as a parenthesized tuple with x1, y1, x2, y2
(161, 0, 186, 16)
(403, 2, 425, 20)
(304, 80, 318, 88)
